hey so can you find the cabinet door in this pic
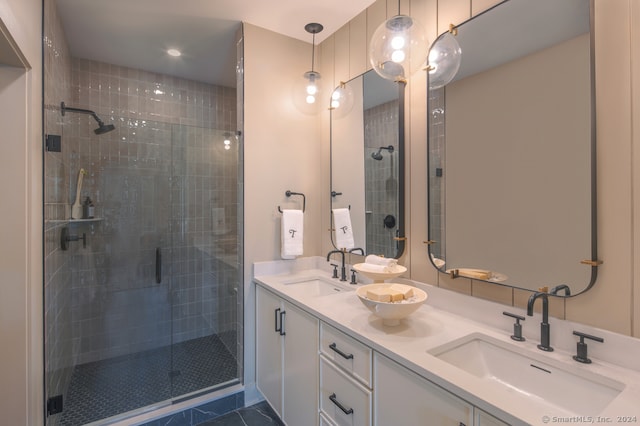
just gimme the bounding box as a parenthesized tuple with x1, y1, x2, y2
(374, 353, 473, 426)
(282, 300, 319, 426)
(256, 286, 284, 417)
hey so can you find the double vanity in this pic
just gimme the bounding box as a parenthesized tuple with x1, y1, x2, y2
(254, 257, 640, 426)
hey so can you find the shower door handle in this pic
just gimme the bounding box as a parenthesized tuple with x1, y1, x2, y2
(155, 248, 162, 284)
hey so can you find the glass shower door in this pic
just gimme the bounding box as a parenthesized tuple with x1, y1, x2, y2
(168, 124, 241, 398)
(44, 116, 241, 425)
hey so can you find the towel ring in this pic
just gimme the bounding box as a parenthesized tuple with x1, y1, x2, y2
(278, 190, 306, 213)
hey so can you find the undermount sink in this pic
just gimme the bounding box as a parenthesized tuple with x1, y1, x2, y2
(428, 333, 625, 416)
(282, 276, 354, 297)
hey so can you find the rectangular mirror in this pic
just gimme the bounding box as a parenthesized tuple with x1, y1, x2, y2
(331, 69, 405, 258)
(428, 0, 597, 296)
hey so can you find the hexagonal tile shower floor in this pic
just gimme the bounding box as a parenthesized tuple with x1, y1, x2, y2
(57, 333, 238, 425)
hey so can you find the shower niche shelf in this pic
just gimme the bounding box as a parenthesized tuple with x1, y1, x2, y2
(69, 218, 103, 223)
(47, 218, 103, 224)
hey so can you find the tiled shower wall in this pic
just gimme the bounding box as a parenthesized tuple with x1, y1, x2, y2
(428, 88, 445, 260)
(364, 100, 399, 258)
(43, 0, 241, 413)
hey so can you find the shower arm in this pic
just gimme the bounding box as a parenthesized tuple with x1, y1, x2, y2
(60, 102, 106, 126)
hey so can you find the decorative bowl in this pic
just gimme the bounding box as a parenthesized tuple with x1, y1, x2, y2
(352, 263, 407, 283)
(356, 283, 427, 326)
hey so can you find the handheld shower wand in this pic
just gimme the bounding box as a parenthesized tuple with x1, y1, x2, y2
(71, 168, 87, 219)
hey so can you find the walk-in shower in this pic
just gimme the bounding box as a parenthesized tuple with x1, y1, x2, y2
(43, 5, 243, 421)
(44, 110, 242, 424)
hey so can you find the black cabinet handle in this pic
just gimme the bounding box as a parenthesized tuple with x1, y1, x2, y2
(329, 393, 353, 415)
(279, 310, 286, 336)
(275, 308, 281, 333)
(329, 343, 354, 360)
(155, 248, 162, 284)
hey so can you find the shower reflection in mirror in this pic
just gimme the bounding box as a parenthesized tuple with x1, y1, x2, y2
(330, 69, 405, 258)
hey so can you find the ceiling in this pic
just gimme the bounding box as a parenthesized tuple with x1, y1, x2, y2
(56, 0, 375, 88)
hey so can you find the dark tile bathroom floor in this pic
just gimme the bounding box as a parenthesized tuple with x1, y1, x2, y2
(58, 333, 237, 425)
(195, 401, 284, 426)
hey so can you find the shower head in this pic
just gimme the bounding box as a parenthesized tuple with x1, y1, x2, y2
(371, 145, 395, 160)
(61, 102, 116, 135)
(94, 120, 116, 135)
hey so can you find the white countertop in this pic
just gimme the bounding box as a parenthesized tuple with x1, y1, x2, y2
(253, 257, 640, 426)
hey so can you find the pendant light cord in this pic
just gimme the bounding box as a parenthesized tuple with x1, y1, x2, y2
(311, 32, 316, 72)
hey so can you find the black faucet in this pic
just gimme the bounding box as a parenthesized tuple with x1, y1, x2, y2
(527, 292, 554, 352)
(327, 250, 347, 281)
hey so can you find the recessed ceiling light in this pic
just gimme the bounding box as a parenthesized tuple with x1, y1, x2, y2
(167, 48, 181, 57)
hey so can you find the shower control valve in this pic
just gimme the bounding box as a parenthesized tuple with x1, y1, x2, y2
(61, 226, 86, 251)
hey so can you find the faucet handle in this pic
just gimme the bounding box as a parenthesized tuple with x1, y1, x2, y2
(572, 331, 604, 364)
(350, 269, 357, 285)
(330, 263, 339, 279)
(503, 311, 526, 341)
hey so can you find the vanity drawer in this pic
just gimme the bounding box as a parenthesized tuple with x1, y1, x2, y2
(320, 355, 371, 426)
(320, 322, 372, 387)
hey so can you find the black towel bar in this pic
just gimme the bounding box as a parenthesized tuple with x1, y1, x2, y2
(278, 190, 305, 213)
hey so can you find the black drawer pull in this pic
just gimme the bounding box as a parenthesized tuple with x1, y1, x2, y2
(329, 393, 353, 415)
(329, 343, 354, 360)
(279, 310, 286, 336)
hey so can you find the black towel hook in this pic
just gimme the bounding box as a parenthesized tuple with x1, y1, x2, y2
(278, 190, 305, 213)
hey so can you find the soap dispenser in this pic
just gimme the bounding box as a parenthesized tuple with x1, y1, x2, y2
(83, 197, 95, 219)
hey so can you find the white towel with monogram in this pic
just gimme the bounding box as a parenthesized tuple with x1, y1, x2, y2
(281, 209, 304, 259)
(332, 208, 355, 250)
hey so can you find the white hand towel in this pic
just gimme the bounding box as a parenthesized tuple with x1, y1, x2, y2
(281, 209, 304, 259)
(332, 208, 355, 250)
(365, 254, 397, 268)
(359, 263, 392, 273)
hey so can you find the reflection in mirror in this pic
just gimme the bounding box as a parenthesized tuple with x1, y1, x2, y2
(331, 69, 405, 258)
(427, 0, 597, 296)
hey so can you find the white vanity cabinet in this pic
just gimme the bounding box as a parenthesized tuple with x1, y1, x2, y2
(373, 352, 474, 426)
(255, 285, 319, 425)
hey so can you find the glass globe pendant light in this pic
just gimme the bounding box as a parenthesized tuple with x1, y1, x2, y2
(329, 81, 355, 119)
(369, 1, 428, 81)
(427, 25, 462, 89)
(303, 23, 323, 105)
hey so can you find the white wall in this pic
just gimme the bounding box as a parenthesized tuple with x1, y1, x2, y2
(242, 23, 323, 400)
(0, 0, 43, 423)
